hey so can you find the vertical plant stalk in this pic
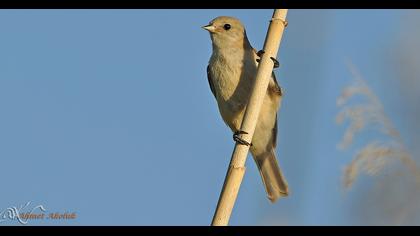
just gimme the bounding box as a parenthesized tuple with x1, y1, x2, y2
(211, 9, 288, 226)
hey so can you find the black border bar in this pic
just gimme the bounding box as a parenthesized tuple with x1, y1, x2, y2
(0, 0, 419, 9)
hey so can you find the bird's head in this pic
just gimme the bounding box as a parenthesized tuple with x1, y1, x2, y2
(202, 16, 250, 50)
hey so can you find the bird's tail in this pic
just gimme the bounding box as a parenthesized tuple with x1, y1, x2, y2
(254, 149, 289, 203)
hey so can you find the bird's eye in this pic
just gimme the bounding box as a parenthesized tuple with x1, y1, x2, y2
(223, 24, 231, 30)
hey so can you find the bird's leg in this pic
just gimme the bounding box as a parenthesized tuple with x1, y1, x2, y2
(233, 130, 252, 146)
(256, 50, 280, 68)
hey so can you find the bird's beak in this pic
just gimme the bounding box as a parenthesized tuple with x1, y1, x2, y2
(202, 24, 216, 33)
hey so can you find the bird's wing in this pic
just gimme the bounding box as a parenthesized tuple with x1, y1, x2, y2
(272, 113, 278, 148)
(253, 48, 281, 148)
(253, 48, 282, 96)
(207, 65, 217, 98)
(270, 72, 282, 96)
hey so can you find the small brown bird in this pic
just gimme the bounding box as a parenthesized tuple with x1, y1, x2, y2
(203, 16, 289, 203)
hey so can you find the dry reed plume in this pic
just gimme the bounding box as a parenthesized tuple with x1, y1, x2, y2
(336, 61, 420, 224)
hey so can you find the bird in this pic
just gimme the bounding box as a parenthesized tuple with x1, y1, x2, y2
(203, 16, 289, 203)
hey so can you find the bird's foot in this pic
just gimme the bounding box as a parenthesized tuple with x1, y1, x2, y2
(233, 130, 252, 146)
(256, 50, 280, 68)
(271, 57, 280, 68)
(256, 49, 265, 58)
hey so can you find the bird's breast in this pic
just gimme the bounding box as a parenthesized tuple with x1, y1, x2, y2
(209, 50, 255, 103)
(209, 49, 257, 131)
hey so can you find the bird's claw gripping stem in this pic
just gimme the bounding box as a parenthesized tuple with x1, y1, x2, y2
(233, 130, 252, 146)
(256, 50, 279, 68)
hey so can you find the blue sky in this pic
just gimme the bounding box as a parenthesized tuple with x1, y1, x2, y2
(0, 10, 417, 225)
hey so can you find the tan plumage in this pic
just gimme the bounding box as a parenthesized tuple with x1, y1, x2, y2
(204, 16, 289, 202)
